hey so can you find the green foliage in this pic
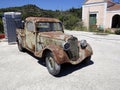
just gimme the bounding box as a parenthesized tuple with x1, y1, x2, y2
(104, 29, 114, 34)
(0, 18, 4, 34)
(68, 7, 82, 19)
(74, 20, 87, 31)
(63, 14, 79, 30)
(0, 4, 82, 32)
(115, 29, 120, 35)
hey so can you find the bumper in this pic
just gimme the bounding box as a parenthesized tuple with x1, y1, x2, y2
(54, 43, 93, 65)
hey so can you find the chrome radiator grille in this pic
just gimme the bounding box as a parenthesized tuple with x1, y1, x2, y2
(67, 36, 79, 61)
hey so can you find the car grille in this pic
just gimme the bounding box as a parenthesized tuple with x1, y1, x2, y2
(67, 36, 79, 61)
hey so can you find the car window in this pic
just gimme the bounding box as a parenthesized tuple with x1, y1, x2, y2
(52, 23, 62, 31)
(26, 21, 35, 31)
(36, 22, 62, 32)
(37, 23, 50, 32)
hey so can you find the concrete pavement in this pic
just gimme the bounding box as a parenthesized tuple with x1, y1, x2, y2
(0, 30, 120, 90)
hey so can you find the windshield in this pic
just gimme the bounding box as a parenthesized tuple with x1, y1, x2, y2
(36, 22, 63, 32)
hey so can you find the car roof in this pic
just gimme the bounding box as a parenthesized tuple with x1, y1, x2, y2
(25, 17, 61, 23)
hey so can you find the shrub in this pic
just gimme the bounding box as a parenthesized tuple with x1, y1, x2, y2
(104, 29, 114, 34)
(74, 21, 87, 31)
(115, 29, 120, 35)
(0, 19, 4, 34)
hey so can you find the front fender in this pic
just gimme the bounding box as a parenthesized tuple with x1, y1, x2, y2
(35, 45, 69, 64)
(79, 42, 93, 61)
(45, 45, 70, 64)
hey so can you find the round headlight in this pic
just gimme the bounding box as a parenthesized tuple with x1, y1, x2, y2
(80, 40, 87, 49)
(63, 42, 70, 51)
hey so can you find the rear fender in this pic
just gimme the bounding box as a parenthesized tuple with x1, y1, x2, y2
(16, 29, 25, 47)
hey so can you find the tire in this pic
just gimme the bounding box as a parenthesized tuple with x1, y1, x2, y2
(45, 52, 61, 76)
(83, 56, 91, 64)
(17, 37, 25, 52)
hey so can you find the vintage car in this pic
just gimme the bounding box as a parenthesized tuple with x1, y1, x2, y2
(16, 17, 93, 75)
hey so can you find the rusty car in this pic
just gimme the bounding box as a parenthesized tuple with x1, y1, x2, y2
(16, 17, 93, 76)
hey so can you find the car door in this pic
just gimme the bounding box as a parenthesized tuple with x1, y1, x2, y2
(25, 21, 36, 52)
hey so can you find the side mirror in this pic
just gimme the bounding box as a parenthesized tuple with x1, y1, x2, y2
(15, 19, 24, 29)
(20, 20, 24, 29)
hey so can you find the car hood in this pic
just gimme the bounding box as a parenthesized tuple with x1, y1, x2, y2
(39, 31, 72, 41)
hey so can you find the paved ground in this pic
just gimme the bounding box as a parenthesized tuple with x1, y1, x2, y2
(0, 30, 120, 90)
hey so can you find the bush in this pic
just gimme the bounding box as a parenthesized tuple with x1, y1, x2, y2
(74, 20, 87, 31)
(104, 29, 114, 34)
(115, 29, 120, 35)
(0, 19, 4, 34)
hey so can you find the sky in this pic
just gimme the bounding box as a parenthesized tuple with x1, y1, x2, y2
(0, 0, 84, 10)
(0, 0, 119, 10)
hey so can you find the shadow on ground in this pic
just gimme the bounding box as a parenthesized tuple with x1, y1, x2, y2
(56, 60, 94, 77)
(25, 50, 94, 77)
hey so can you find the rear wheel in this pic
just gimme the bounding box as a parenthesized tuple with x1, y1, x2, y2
(45, 52, 61, 76)
(17, 37, 25, 52)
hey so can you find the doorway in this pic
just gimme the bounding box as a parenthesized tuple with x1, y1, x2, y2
(89, 14, 97, 31)
(112, 14, 120, 28)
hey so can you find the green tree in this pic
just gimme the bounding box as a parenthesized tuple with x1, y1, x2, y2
(0, 4, 82, 30)
(63, 14, 79, 30)
(0, 13, 4, 34)
(0, 19, 4, 34)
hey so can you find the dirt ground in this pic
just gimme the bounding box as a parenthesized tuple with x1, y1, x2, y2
(0, 30, 120, 90)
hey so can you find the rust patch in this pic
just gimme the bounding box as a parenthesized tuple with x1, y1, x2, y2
(45, 45, 69, 64)
(40, 32, 72, 41)
(26, 17, 60, 23)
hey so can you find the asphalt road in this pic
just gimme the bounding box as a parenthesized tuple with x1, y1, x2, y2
(0, 30, 120, 90)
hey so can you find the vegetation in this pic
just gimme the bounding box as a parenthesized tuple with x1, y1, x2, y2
(0, 4, 83, 33)
(0, 15, 4, 34)
(115, 28, 120, 35)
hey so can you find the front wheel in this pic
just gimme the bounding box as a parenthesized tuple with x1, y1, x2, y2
(45, 52, 61, 76)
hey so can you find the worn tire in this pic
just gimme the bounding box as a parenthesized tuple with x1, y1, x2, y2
(45, 52, 61, 76)
(83, 56, 91, 64)
(17, 37, 25, 52)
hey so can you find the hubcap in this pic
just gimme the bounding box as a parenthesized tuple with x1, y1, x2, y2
(48, 57, 54, 70)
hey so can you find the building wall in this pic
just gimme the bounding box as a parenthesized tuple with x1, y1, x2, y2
(106, 11, 120, 28)
(82, 0, 120, 30)
(85, 0, 104, 4)
(82, 3, 106, 29)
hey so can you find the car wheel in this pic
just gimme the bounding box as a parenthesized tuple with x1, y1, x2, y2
(45, 52, 61, 76)
(17, 37, 25, 52)
(83, 56, 91, 63)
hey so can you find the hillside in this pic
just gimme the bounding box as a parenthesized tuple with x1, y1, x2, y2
(0, 4, 82, 33)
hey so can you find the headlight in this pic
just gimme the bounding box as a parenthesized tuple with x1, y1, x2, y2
(80, 40, 87, 49)
(63, 42, 70, 51)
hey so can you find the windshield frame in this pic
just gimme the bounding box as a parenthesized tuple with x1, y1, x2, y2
(35, 22, 63, 32)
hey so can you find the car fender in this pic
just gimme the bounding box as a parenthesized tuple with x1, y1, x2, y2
(79, 42, 93, 61)
(35, 45, 69, 64)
